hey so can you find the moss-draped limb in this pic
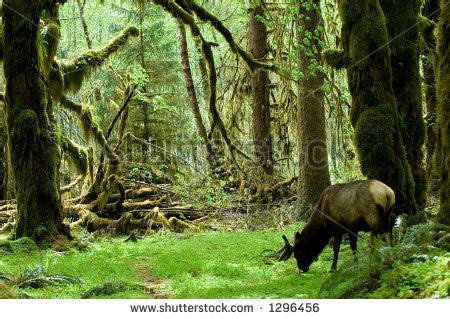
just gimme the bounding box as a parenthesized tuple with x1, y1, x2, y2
(82, 86, 136, 205)
(159, 1, 250, 164)
(59, 95, 119, 164)
(152, 0, 275, 72)
(76, 0, 93, 49)
(333, 0, 416, 214)
(60, 26, 139, 93)
(177, 20, 217, 167)
(60, 136, 89, 175)
(60, 175, 84, 194)
(42, 20, 61, 78)
(380, 0, 427, 209)
(202, 40, 251, 163)
(436, 0, 450, 224)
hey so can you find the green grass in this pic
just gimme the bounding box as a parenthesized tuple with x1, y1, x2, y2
(0, 225, 353, 299)
(3, 222, 446, 299)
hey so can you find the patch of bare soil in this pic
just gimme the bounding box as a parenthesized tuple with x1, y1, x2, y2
(135, 265, 171, 299)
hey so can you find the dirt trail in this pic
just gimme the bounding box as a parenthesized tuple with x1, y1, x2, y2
(135, 265, 171, 298)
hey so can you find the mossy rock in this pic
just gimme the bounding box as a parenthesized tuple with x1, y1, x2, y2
(0, 237, 39, 254)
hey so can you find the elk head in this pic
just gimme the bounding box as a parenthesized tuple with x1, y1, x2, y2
(278, 232, 312, 272)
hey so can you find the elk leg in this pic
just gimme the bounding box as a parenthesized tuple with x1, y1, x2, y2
(349, 233, 357, 256)
(331, 234, 342, 272)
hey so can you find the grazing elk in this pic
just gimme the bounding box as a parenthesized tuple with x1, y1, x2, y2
(278, 180, 395, 272)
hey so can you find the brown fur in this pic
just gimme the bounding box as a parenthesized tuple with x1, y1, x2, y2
(281, 180, 395, 272)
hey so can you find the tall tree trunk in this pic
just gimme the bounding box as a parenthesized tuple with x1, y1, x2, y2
(248, 3, 274, 174)
(139, 4, 149, 161)
(436, 0, 450, 224)
(296, 0, 331, 213)
(380, 0, 427, 210)
(177, 20, 216, 167)
(423, 0, 440, 192)
(3, 0, 69, 239)
(332, 0, 417, 214)
(76, 0, 93, 49)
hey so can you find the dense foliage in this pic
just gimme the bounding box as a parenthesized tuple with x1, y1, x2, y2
(0, 0, 448, 299)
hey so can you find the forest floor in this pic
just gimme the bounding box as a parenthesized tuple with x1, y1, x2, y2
(0, 224, 351, 299)
(1, 221, 448, 299)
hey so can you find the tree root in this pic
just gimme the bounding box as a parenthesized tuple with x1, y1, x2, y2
(68, 206, 209, 235)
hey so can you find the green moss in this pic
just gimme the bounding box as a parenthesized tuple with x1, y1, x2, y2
(335, 0, 417, 213)
(59, 96, 118, 164)
(436, 0, 450, 224)
(60, 26, 139, 93)
(60, 136, 88, 175)
(48, 61, 64, 103)
(0, 226, 339, 298)
(354, 105, 395, 176)
(11, 110, 40, 168)
(323, 49, 351, 69)
(380, 0, 427, 209)
(3, 0, 68, 240)
(0, 237, 39, 254)
(42, 21, 61, 77)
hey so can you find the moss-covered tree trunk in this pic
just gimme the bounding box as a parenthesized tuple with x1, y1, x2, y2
(249, 3, 273, 174)
(3, 0, 69, 239)
(332, 0, 416, 214)
(177, 20, 216, 168)
(297, 0, 331, 213)
(380, 0, 427, 209)
(436, 0, 450, 224)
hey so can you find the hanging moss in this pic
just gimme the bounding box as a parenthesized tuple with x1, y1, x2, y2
(60, 136, 89, 175)
(60, 26, 139, 93)
(42, 21, 61, 77)
(60, 96, 119, 164)
(48, 61, 64, 103)
(436, 0, 450, 224)
(153, 0, 274, 72)
(332, 0, 416, 214)
(380, 0, 427, 209)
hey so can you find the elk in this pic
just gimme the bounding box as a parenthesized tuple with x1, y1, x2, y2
(278, 180, 395, 272)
